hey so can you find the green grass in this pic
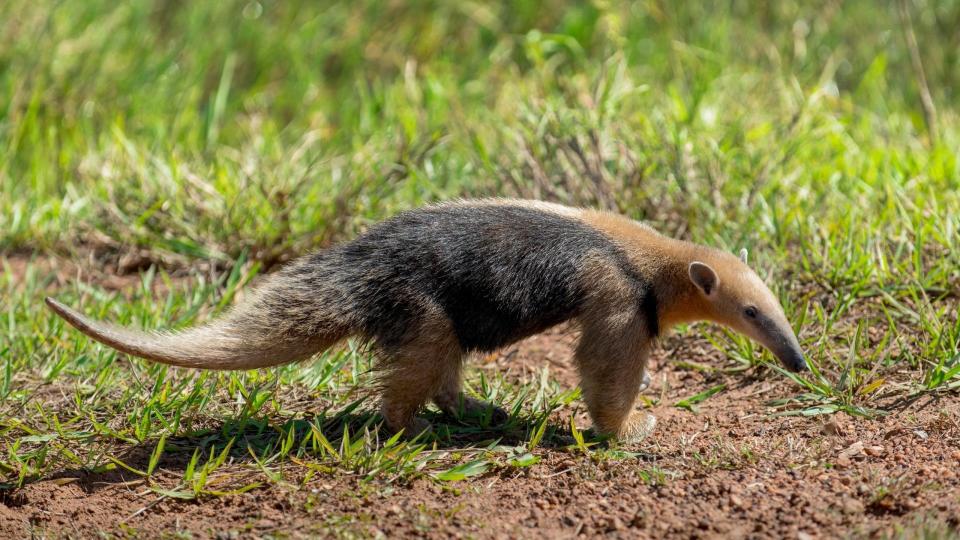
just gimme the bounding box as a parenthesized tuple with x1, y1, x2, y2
(1, 0, 959, 506)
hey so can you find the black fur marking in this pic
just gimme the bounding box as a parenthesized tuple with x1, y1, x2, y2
(640, 288, 659, 338)
(290, 204, 658, 353)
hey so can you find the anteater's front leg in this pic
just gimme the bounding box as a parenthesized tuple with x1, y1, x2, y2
(575, 314, 656, 442)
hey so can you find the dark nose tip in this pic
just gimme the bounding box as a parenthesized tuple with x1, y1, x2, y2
(776, 344, 808, 372)
(786, 350, 808, 373)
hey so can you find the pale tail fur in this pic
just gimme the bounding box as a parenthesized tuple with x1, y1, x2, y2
(44, 295, 343, 370)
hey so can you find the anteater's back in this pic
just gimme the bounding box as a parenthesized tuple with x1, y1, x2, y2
(290, 202, 655, 352)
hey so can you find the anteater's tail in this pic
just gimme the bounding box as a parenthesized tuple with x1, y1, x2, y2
(45, 273, 351, 370)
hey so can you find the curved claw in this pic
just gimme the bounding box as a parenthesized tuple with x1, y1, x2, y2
(638, 370, 652, 392)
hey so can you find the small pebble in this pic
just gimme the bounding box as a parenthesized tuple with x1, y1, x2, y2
(822, 420, 843, 437)
(841, 497, 865, 514)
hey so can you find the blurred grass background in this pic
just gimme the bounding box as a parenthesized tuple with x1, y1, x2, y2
(2, 0, 956, 268)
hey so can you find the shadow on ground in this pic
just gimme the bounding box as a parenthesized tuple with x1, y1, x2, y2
(7, 403, 605, 495)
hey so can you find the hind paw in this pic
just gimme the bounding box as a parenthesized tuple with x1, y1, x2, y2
(389, 417, 433, 439)
(437, 394, 509, 425)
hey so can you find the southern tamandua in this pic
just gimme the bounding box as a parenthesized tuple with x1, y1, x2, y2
(46, 199, 807, 441)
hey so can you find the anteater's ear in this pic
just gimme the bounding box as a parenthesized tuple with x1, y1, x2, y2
(739, 248, 748, 264)
(689, 261, 719, 297)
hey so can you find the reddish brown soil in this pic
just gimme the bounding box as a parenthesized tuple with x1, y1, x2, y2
(2, 323, 960, 539)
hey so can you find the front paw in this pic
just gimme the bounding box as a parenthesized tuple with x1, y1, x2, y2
(617, 411, 656, 443)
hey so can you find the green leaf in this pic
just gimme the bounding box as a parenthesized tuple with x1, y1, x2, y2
(527, 415, 549, 451)
(20, 433, 57, 444)
(434, 459, 490, 482)
(152, 487, 197, 500)
(146, 435, 167, 476)
(508, 453, 540, 468)
(675, 384, 726, 412)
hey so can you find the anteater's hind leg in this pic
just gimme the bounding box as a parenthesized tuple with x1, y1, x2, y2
(575, 297, 657, 442)
(377, 314, 464, 437)
(433, 365, 510, 425)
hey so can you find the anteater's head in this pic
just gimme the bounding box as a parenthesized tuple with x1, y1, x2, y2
(687, 249, 808, 372)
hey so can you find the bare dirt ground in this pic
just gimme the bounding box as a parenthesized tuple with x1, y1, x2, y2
(3, 320, 960, 539)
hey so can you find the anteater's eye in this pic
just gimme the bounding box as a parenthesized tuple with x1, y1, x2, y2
(744, 306, 758, 319)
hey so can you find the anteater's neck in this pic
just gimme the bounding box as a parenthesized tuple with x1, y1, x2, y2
(577, 209, 721, 332)
(651, 240, 717, 329)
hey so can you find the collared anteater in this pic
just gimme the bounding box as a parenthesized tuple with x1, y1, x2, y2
(47, 199, 807, 441)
